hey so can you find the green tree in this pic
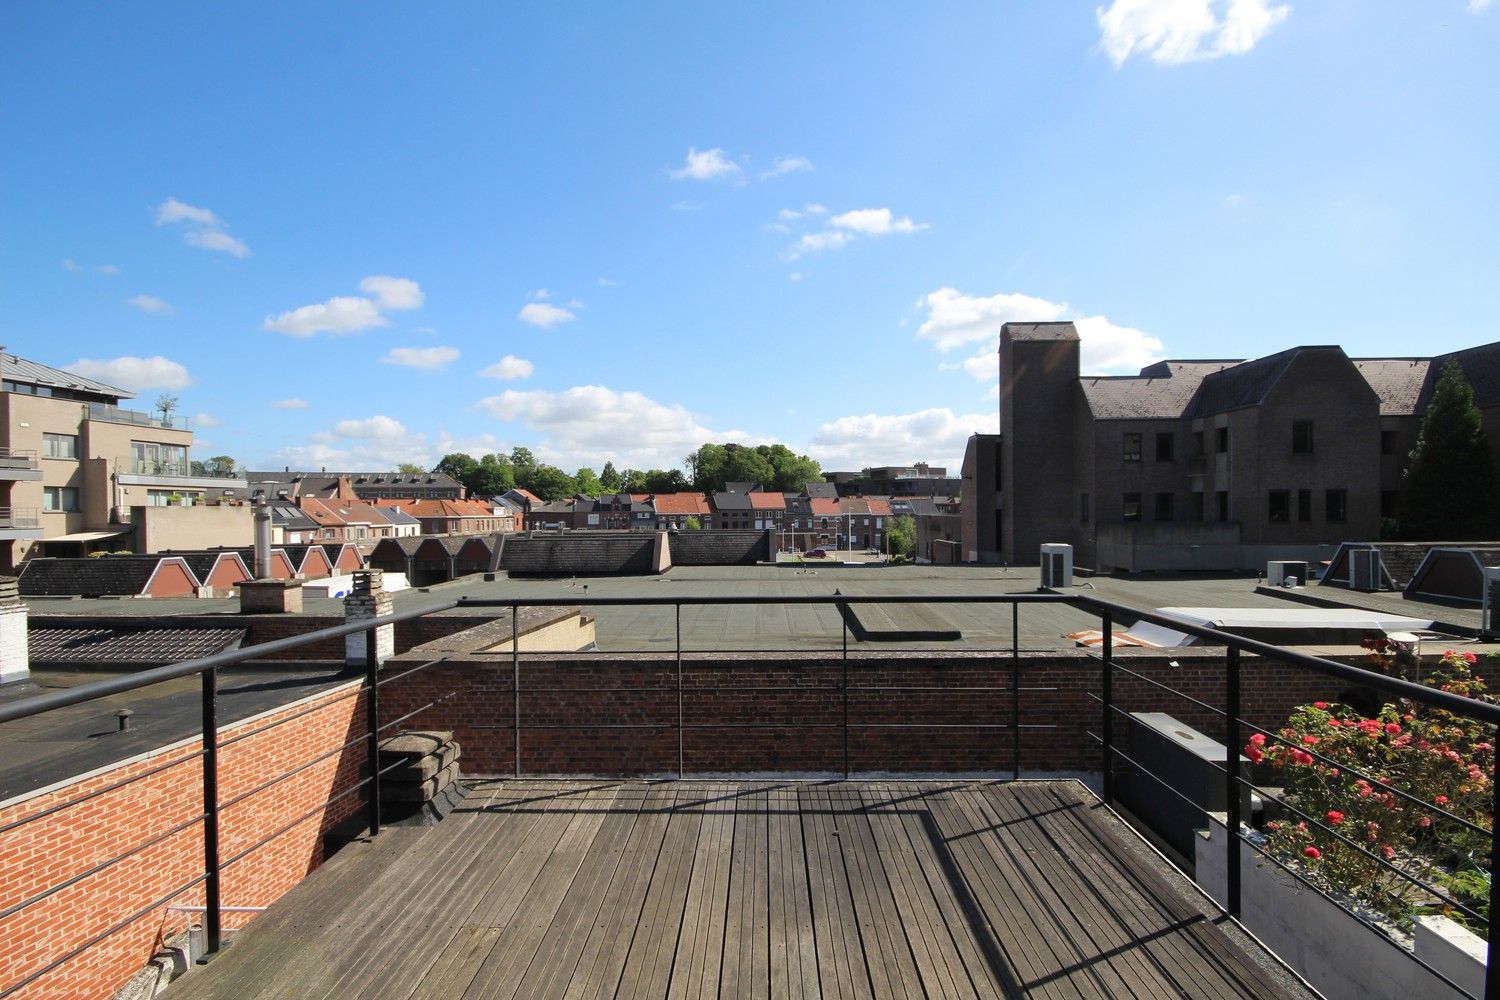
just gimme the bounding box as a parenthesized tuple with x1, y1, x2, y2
(683, 515, 702, 530)
(510, 446, 536, 475)
(618, 468, 649, 492)
(643, 468, 688, 493)
(473, 453, 516, 495)
(574, 466, 603, 497)
(685, 444, 727, 492)
(722, 445, 774, 489)
(757, 443, 822, 492)
(525, 464, 576, 501)
(599, 461, 622, 493)
(435, 452, 480, 489)
(887, 514, 917, 558)
(1400, 360, 1500, 540)
(191, 454, 238, 476)
(396, 462, 425, 475)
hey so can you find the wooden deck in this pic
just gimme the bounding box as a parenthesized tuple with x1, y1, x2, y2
(169, 781, 1312, 999)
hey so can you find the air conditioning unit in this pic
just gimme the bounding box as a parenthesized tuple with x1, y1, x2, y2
(1267, 560, 1308, 588)
(1481, 566, 1500, 640)
(1040, 543, 1073, 588)
(1349, 548, 1382, 591)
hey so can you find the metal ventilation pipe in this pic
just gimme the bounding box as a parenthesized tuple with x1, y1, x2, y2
(252, 492, 272, 579)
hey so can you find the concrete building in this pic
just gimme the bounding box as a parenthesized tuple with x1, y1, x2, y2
(970, 323, 1500, 572)
(0, 351, 246, 569)
(242, 470, 465, 500)
(825, 464, 961, 498)
(960, 433, 1002, 564)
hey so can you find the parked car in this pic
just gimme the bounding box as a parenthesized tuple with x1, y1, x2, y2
(865, 548, 879, 555)
(806, 548, 827, 558)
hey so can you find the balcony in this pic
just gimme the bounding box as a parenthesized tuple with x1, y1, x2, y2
(114, 456, 248, 491)
(0, 448, 41, 482)
(0, 506, 41, 539)
(85, 402, 187, 430)
(0, 592, 1490, 1000)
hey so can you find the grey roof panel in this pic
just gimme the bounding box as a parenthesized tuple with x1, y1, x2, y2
(1, 352, 134, 398)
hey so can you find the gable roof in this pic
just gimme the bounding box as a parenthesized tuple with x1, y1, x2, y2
(746, 492, 786, 510)
(1002, 321, 1078, 342)
(1080, 361, 1237, 420)
(651, 492, 711, 515)
(1183, 347, 1309, 418)
(802, 481, 838, 499)
(710, 492, 753, 511)
(19, 556, 191, 596)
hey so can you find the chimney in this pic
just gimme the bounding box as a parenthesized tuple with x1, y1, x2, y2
(0, 577, 29, 685)
(344, 570, 394, 667)
(252, 494, 273, 578)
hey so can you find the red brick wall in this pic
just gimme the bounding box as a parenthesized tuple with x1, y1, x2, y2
(377, 651, 1342, 777)
(0, 681, 367, 1000)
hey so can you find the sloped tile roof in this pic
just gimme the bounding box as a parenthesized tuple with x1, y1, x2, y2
(746, 492, 787, 510)
(651, 492, 711, 515)
(1002, 321, 1079, 341)
(710, 492, 753, 511)
(1184, 348, 1309, 418)
(1080, 361, 1237, 420)
(29, 626, 246, 663)
(1352, 359, 1432, 416)
(19, 557, 189, 596)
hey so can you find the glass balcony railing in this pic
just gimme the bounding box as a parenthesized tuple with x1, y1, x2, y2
(87, 402, 187, 430)
(116, 457, 241, 479)
(0, 507, 40, 529)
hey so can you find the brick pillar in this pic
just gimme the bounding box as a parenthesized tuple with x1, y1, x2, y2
(0, 577, 28, 685)
(344, 569, 394, 666)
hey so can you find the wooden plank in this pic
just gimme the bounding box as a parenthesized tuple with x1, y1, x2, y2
(967, 782, 1176, 1000)
(831, 782, 924, 999)
(561, 785, 679, 1000)
(502, 783, 657, 1000)
(799, 782, 874, 1000)
(1024, 782, 1300, 999)
(881, 782, 1018, 998)
(721, 784, 771, 998)
(859, 782, 980, 1000)
(767, 782, 818, 1000)
(611, 780, 707, 999)
(457, 783, 628, 998)
(666, 783, 735, 1000)
(919, 780, 1089, 1000)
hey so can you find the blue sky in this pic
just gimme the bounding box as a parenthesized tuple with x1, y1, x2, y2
(2, 2, 1497, 474)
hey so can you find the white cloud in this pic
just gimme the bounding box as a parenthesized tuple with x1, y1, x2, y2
(597, 277, 620, 287)
(270, 397, 310, 409)
(264, 275, 423, 337)
(155, 197, 219, 227)
(475, 384, 745, 469)
(1096, 0, 1290, 66)
(1471, 0, 1493, 11)
(672, 200, 705, 212)
(96, 264, 120, 275)
(127, 293, 174, 315)
(381, 346, 460, 370)
(333, 415, 408, 440)
(518, 301, 576, 328)
(265, 296, 387, 337)
(192, 412, 222, 428)
(182, 229, 251, 258)
(668, 147, 741, 181)
(788, 272, 804, 283)
(413, 326, 439, 336)
(788, 230, 853, 259)
(360, 275, 424, 311)
(68, 355, 193, 391)
(808, 408, 999, 472)
(919, 288, 1167, 383)
(480, 355, 535, 380)
(61, 258, 80, 272)
(761, 155, 814, 179)
(830, 207, 927, 235)
(917, 288, 1068, 351)
(528, 288, 551, 300)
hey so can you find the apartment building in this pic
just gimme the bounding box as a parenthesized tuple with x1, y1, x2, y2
(968, 323, 1500, 571)
(242, 470, 465, 500)
(0, 352, 246, 569)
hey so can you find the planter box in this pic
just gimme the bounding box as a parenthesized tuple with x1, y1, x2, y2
(1195, 814, 1485, 1000)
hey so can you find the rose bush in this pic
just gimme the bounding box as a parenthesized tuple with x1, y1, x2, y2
(1252, 646, 1495, 927)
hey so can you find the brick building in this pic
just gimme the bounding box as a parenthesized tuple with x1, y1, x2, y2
(966, 322, 1500, 571)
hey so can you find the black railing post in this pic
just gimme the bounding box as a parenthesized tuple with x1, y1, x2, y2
(1225, 646, 1242, 920)
(512, 604, 521, 779)
(1101, 611, 1115, 805)
(364, 627, 381, 838)
(1488, 722, 1499, 1000)
(1011, 602, 1021, 781)
(200, 668, 222, 960)
(676, 603, 684, 779)
(841, 603, 850, 779)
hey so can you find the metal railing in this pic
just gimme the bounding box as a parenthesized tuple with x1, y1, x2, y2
(0, 508, 39, 530)
(0, 448, 37, 466)
(116, 456, 242, 479)
(0, 590, 1495, 998)
(86, 402, 186, 430)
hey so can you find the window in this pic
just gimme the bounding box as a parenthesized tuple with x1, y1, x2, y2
(43, 486, 80, 512)
(1326, 489, 1348, 523)
(131, 441, 188, 475)
(1292, 420, 1314, 454)
(1297, 489, 1312, 522)
(1215, 427, 1230, 453)
(1123, 492, 1142, 521)
(1192, 430, 1205, 456)
(1122, 433, 1142, 462)
(1381, 430, 1399, 456)
(1155, 433, 1174, 462)
(1079, 492, 1090, 525)
(42, 433, 78, 459)
(1155, 492, 1174, 521)
(1189, 493, 1204, 521)
(1216, 490, 1230, 521)
(1268, 490, 1290, 523)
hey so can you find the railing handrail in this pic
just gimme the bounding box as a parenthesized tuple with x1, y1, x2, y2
(0, 598, 459, 726)
(0, 448, 37, 460)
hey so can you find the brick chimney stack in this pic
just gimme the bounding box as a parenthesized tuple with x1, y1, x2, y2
(344, 569, 394, 666)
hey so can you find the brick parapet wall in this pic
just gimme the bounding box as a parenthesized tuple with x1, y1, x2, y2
(0, 680, 367, 1000)
(378, 649, 1349, 777)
